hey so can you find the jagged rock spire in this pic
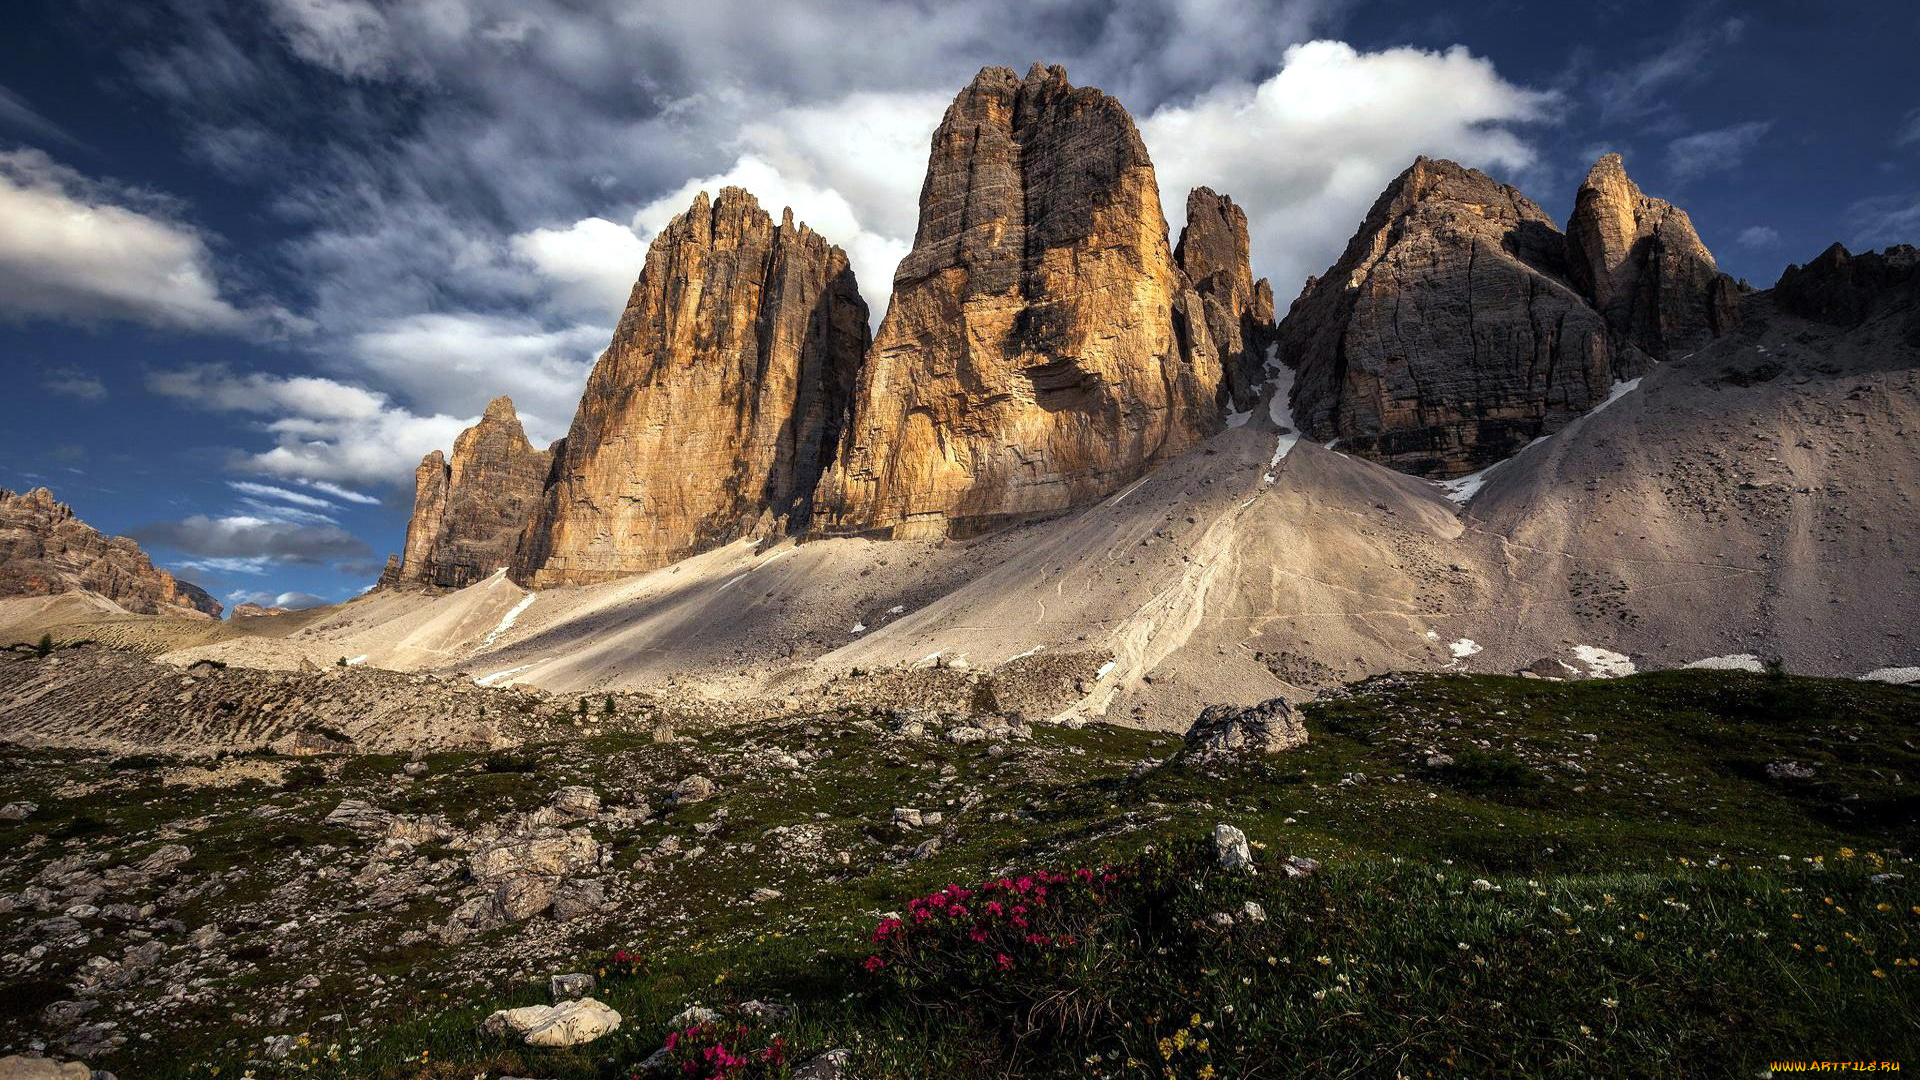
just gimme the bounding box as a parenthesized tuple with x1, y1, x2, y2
(397, 396, 551, 589)
(1565, 152, 1740, 360)
(511, 187, 870, 586)
(815, 64, 1224, 538)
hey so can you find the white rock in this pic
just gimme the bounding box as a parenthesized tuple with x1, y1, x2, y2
(1212, 824, 1253, 872)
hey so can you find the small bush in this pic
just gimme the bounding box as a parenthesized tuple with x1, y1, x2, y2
(644, 1020, 789, 1079)
(481, 751, 537, 773)
(35, 634, 53, 658)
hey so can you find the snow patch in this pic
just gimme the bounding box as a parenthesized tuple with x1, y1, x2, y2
(850, 622, 866, 634)
(887, 605, 905, 615)
(1861, 666, 1920, 685)
(913, 651, 942, 668)
(344, 654, 367, 666)
(1448, 638, 1482, 659)
(1573, 645, 1636, 678)
(1225, 407, 1253, 428)
(1265, 365, 1300, 470)
(475, 661, 541, 687)
(1095, 660, 1117, 680)
(480, 594, 536, 649)
(1106, 475, 1151, 507)
(1684, 654, 1766, 672)
(1589, 376, 1642, 417)
(1007, 644, 1045, 662)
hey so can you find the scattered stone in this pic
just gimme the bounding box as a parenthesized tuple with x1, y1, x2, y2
(550, 786, 601, 819)
(1766, 761, 1816, 781)
(748, 887, 784, 903)
(669, 1005, 721, 1028)
(792, 1049, 853, 1080)
(549, 973, 596, 1001)
(1212, 824, 1253, 872)
(673, 775, 716, 804)
(1206, 911, 1235, 929)
(1239, 900, 1267, 923)
(0, 802, 36, 821)
(1281, 854, 1322, 879)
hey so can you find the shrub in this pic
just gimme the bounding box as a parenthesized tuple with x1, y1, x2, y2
(864, 864, 1142, 1034)
(641, 1021, 789, 1080)
(35, 633, 53, 658)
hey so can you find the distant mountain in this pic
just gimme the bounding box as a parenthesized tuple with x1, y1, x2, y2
(0, 487, 221, 618)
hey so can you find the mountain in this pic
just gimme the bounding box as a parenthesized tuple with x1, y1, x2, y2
(1175, 186, 1276, 412)
(1276, 156, 1626, 478)
(396, 396, 554, 589)
(1565, 152, 1741, 360)
(17, 73, 1908, 724)
(813, 64, 1228, 539)
(0, 487, 221, 618)
(512, 188, 869, 586)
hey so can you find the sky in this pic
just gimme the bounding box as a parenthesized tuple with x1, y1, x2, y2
(1, 0, 1916, 612)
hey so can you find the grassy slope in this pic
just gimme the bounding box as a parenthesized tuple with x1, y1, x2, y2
(1, 670, 1914, 1078)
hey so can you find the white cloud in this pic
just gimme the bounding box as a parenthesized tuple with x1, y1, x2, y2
(1737, 225, 1780, 248)
(629, 153, 914, 320)
(509, 216, 648, 316)
(1897, 107, 1920, 149)
(147, 365, 470, 486)
(1593, 17, 1745, 124)
(1666, 120, 1772, 181)
(297, 479, 380, 505)
(228, 480, 339, 511)
(1848, 194, 1920, 251)
(42, 366, 108, 402)
(227, 588, 331, 609)
(0, 149, 294, 333)
(1140, 40, 1558, 303)
(344, 313, 602, 440)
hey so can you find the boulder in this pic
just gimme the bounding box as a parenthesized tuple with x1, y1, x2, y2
(1183, 698, 1308, 759)
(0, 1057, 90, 1080)
(468, 829, 599, 884)
(483, 997, 621, 1047)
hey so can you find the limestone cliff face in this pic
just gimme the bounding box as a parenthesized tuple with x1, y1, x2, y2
(1277, 157, 1622, 478)
(815, 64, 1223, 539)
(1565, 153, 1740, 360)
(512, 188, 870, 586)
(1176, 187, 1275, 411)
(0, 487, 221, 617)
(397, 397, 552, 589)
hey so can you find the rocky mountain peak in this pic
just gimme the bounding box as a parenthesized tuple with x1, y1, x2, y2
(1774, 242, 1920, 326)
(396, 397, 552, 590)
(1277, 156, 1618, 478)
(815, 64, 1223, 538)
(1565, 152, 1739, 359)
(511, 186, 870, 586)
(1176, 186, 1275, 410)
(0, 487, 221, 617)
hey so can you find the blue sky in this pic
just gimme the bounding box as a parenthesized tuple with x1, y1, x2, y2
(2, 0, 1915, 611)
